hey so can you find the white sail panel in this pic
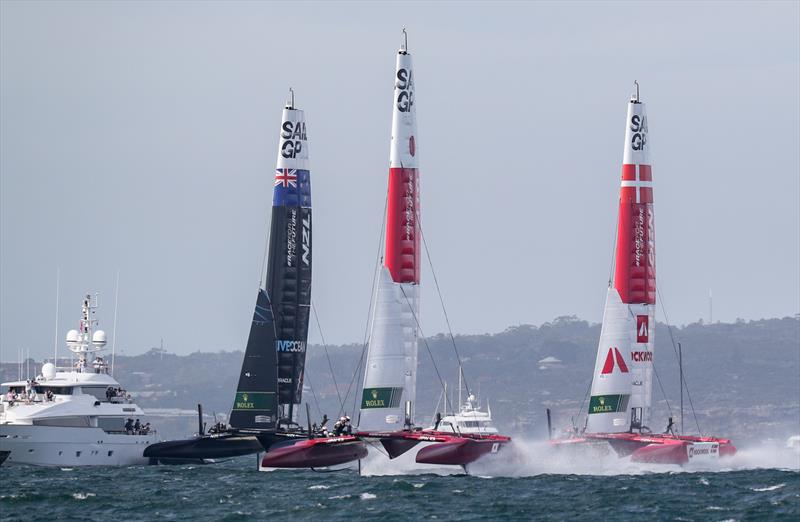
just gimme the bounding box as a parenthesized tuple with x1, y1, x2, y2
(359, 267, 419, 430)
(586, 287, 633, 433)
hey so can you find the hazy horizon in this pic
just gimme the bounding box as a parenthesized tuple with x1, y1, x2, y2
(2, 1, 798, 359)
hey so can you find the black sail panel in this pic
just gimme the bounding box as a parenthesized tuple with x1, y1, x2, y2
(229, 289, 278, 430)
(267, 198, 312, 406)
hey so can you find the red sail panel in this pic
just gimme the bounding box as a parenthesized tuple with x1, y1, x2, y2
(385, 167, 420, 284)
(614, 164, 655, 305)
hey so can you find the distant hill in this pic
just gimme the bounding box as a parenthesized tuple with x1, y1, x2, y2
(2, 316, 798, 445)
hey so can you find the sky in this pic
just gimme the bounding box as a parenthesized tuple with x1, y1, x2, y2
(1, 1, 798, 360)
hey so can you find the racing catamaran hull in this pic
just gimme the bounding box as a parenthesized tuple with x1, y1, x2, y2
(260, 436, 367, 468)
(358, 430, 510, 467)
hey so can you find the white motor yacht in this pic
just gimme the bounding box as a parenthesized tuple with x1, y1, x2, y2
(430, 393, 499, 435)
(0, 294, 157, 466)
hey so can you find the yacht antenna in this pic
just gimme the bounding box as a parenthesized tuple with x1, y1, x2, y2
(443, 381, 447, 418)
(458, 365, 462, 411)
(679, 342, 684, 435)
(53, 268, 60, 366)
(402, 28, 408, 52)
(633, 80, 640, 102)
(111, 270, 120, 376)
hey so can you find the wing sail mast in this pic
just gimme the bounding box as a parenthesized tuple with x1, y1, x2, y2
(587, 84, 655, 434)
(231, 92, 312, 430)
(359, 32, 421, 431)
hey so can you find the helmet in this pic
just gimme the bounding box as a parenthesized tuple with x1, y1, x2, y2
(345, 416, 351, 421)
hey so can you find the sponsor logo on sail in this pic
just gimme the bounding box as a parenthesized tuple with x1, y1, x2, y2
(280, 120, 307, 159)
(631, 351, 653, 362)
(361, 387, 403, 409)
(286, 208, 297, 267)
(601, 347, 630, 374)
(395, 68, 414, 113)
(588, 394, 630, 414)
(637, 315, 649, 343)
(276, 340, 306, 353)
(301, 215, 310, 266)
(232, 391, 274, 411)
(630, 113, 647, 151)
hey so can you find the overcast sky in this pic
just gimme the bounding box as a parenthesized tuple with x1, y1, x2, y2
(1, 1, 798, 360)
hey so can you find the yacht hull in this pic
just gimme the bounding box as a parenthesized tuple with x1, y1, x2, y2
(0, 425, 155, 466)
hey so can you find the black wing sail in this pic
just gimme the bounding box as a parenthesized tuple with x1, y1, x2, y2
(267, 204, 312, 408)
(266, 104, 312, 417)
(229, 289, 279, 430)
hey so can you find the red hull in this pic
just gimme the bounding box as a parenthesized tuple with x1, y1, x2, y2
(415, 437, 503, 466)
(358, 430, 511, 466)
(564, 432, 738, 465)
(260, 436, 367, 468)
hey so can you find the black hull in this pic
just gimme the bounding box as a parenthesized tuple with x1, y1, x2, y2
(144, 433, 264, 463)
(0, 450, 9, 467)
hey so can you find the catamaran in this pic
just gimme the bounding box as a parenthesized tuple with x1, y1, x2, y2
(355, 32, 510, 473)
(552, 85, 736, 466)
(144, 93, 366, 467)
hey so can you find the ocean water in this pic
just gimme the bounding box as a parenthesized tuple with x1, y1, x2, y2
(2, 443, 799, 521)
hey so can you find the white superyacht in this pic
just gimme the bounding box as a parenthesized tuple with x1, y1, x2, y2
(0, 294, 156, 466)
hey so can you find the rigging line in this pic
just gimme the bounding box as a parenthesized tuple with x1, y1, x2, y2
(398, 284, 454, 415)
(340, 191, 389, 420)
(608, 206, 620, 286)
(303, 370, 324, 419)
(573, 378, 593, 428)
(650, 360, 673, 419)
(657, 285, 703, 435)
(311, 301, 344, 412)
(414, 206, 472, 397)
(258, 210, 272, 288)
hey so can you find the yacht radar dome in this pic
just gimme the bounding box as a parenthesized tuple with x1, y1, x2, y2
(66, 329, 79, 345)
(92, 330, 107, 346)
(41, 363, 57, 380)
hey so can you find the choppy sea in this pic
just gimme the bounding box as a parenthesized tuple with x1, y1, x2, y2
(2, 441, 798, 521)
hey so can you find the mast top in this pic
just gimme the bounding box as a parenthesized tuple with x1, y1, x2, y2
(631, 80, 641, 104)
(286, 87, 295, 110)
(400, 28, 408, 54)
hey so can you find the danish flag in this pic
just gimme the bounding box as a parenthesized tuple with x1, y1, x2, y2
(274, 168, 298, 188)
(601, 347, 629, 375)
(620, 164, 653, 204)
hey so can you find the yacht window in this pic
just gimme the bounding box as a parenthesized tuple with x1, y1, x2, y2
(97, 417, 126, 433)
(76, 451, 81, 457)
(80, 387, 110, 400)
(34, 386, 73, 395)
(33, 416, 91, 427)
(108, 451, 113, 457)
(441, 421, 451, 427)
